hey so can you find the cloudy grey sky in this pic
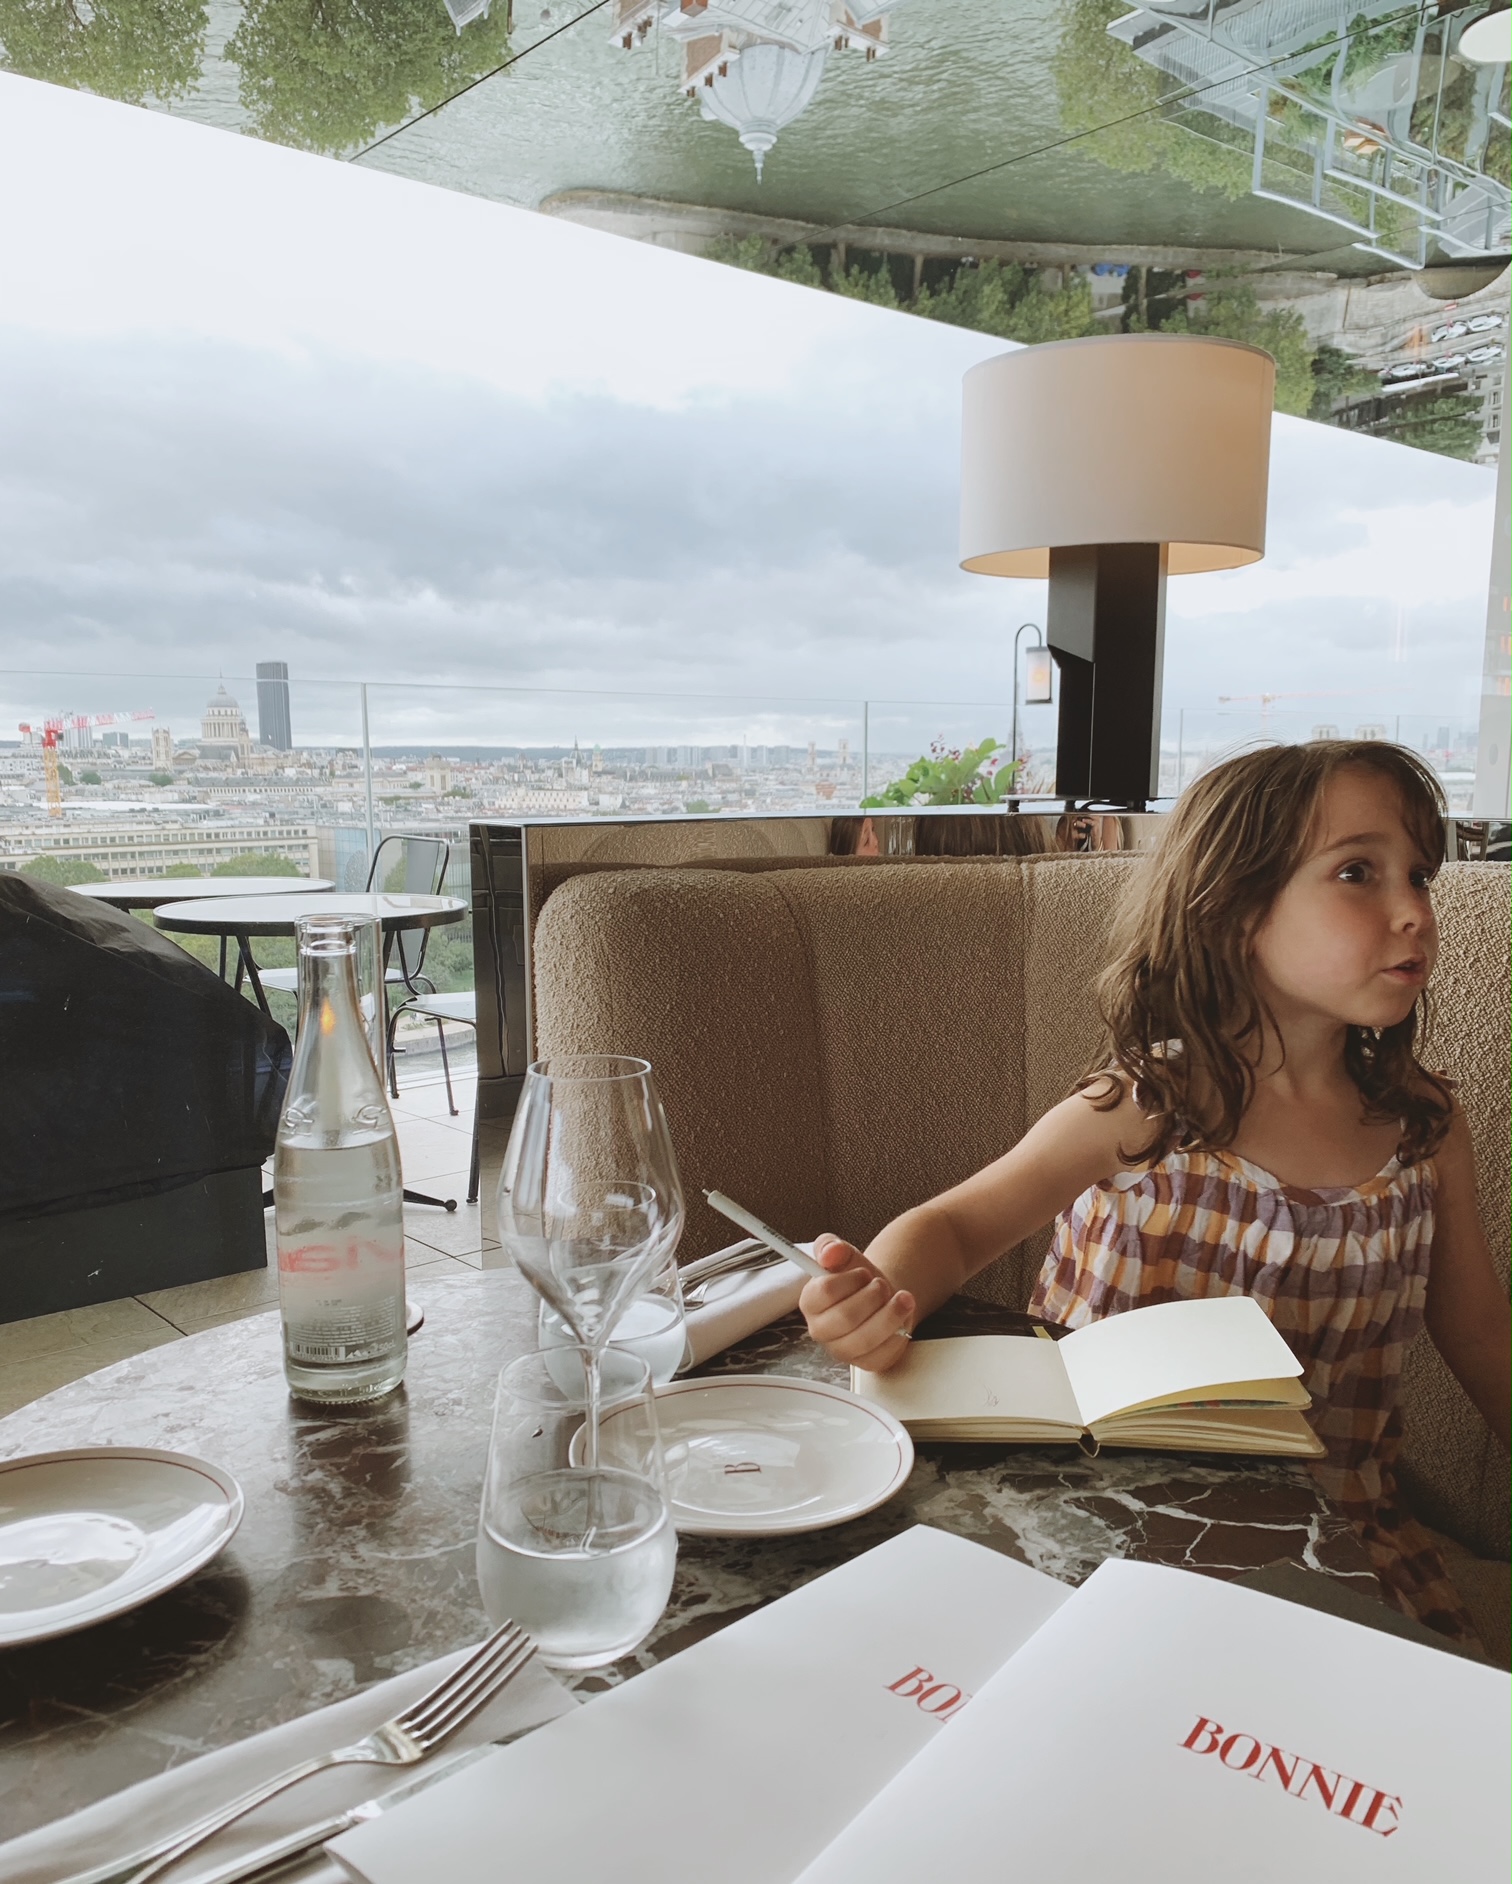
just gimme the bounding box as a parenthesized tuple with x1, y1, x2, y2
(0, 71, 1497, 756)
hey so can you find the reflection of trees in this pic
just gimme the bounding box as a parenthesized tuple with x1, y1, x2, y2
(1153, 281, 1317, 416)
(226, 0, 513, 156)
(1052, 0, 1250, 199)
(0, 0, 207, 104)
(707, 237, 1099, 344)
(1308, 343, 1377, 420)
(1368, 392, 1484, 461)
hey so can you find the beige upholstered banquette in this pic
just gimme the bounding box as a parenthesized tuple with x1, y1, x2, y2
(532, 855, 1509, 1619)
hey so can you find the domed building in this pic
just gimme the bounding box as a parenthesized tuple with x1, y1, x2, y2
(610, 0, 901, 179)
(199, 684, 254, 766)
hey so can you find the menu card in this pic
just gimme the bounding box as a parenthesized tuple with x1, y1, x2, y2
(329, 1526, 1071, 1884)
(793, 1558, 1510, 1883)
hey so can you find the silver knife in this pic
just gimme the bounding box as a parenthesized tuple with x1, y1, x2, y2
(64, 1740, 508, 1884)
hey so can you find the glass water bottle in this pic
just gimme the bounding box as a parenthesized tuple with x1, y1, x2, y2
(274, 916, 407, 1402)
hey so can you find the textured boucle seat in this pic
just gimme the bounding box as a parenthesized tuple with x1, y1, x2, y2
(533, 854, 1509, 1653)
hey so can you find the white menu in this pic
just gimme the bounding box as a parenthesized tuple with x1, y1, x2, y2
(330, 1526, 1072, 1884)
(794, 1558, 1510, 1883)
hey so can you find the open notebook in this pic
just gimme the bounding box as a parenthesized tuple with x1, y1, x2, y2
(330, 1526, 1508, 1884)
(852, 1294, 1324, 1455)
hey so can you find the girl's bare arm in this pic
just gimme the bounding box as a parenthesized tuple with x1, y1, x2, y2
(800, 1081, 1145, 1372)
(1423, 1106, 1511, 1454)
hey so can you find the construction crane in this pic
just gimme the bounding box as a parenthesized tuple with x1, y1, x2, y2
(17, 710, 156, 819)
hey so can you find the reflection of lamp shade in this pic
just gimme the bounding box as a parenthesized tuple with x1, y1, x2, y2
(1458, 8, 1509, 64)
(960, 334, 1274, 578)
(1024, 644, 1054, 705)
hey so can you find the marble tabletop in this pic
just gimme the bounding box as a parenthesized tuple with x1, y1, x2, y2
(0, 1270, 1378, 1840)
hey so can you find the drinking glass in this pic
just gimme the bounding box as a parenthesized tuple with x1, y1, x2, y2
(497, 1056, 684, 1464)
(477, 1345, 676, 1669)
(538, 1251, 688, 1386)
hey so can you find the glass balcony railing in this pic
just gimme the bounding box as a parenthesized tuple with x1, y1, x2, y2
(0, 663, 1492, 1023)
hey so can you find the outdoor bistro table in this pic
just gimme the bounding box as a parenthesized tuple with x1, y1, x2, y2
(69, 878, 334, 910)
(0, 1267, 1381, 1840)
(152, 891, 467, 1013)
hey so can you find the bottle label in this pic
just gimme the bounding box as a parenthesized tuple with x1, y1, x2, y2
(279, 1234, 404, 1365)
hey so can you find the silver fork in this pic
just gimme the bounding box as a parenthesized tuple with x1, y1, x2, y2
(120, 1620, 536, 1884)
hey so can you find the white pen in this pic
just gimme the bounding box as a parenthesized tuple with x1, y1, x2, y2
(703, 1190, 912, 1337)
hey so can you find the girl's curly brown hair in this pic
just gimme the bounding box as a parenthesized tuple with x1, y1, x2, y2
(1082, 740, 1454, 1166)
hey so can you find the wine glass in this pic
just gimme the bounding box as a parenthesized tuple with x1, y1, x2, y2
(496, 1055, 684, 1466)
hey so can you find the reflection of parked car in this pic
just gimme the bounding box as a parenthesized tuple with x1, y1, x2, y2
(1431, 320, 1469, 343)
(1381, 361, 1439, 381)
(1466, 344, 1505, 365)
(1433, 353, 1469, 371)
(1467, 313, 1504, 334)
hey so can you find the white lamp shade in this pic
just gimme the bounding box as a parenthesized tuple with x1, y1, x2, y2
(960, 333, 1275, 578)
(1457, 8, 1508, 64)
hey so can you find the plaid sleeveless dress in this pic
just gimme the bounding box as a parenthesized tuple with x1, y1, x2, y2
(1029, 1147, 1478, 1644)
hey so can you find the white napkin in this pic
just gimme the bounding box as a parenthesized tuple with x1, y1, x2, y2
(0, 1644, 573, 1884)
(682, 1263, 806, 1368)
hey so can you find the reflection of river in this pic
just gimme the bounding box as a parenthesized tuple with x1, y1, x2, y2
(140, 0, 1395, 266)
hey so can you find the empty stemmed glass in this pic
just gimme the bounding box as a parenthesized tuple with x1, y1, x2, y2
(496, 1055, 684, 1465)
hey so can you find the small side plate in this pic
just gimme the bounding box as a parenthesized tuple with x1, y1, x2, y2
(0, 1447, 244, 1647)
(593, 1374, 914, 1537)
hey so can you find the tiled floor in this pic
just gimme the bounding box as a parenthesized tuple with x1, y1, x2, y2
(0, 1073, 491, 1420)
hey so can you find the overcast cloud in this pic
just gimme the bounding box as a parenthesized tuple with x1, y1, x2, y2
(0, 71, 1497, 755)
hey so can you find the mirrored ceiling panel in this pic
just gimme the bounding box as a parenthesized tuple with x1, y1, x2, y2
(2, 0, 1507, 461)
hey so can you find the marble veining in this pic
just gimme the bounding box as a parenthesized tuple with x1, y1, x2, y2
(0, 1271, 1377, 1838)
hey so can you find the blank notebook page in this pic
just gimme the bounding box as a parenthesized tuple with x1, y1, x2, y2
(1059, 1296, 1304, 1430)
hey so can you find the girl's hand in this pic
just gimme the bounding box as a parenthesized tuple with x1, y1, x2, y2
(799, 1233, 915, 1374)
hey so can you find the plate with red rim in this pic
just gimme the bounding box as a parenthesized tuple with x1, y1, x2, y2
(0, 1447, 244, 1646)
(579, 1374, 914, 1537)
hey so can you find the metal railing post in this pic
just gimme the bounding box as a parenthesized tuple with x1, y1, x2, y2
(360, 683, 377, 866)
(862, 700, 870, 803)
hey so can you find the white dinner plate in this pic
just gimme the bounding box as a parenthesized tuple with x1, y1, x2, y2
(0, 1447, 244, 1647)
(590, 1375, 914, 1537)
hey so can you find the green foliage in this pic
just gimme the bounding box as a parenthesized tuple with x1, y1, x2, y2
(772, 245, 825, 289)
(1412, 66, 1471, 161)
(707, 239, 1097, 347)
(148, 769, 175, 787)
(1309, 343, 1377, 419)
(829, 257, 901, 308)
(78, 768, 102, 784)
(163, 863, 204, 877)
(1164, 284, 1317, 416)
(1339, 9, 1419, 90)
(444, 784, 471, 798)
(21, 854, 105, 884)
(56, 762, 75, 787)
(862, 739, 1015, 809)
(415, 922, 473, 994)
(916, 260, 1097, 344)
(1052, 0, 1251, 199)
(226, 0, 513, 156)
(0, 0, 206, 104)
(213, 851, 303, 877)
(1369, 392, 1485, 461)
(683, 797, 713, 813)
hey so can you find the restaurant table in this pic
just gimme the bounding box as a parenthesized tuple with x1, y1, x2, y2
(68, 877, 334, 910)
(153, 890, 469, 1213)
(152, 891, 467, 1011)
(0, 1267, 1382, 1842)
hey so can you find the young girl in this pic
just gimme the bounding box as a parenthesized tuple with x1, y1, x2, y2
(800, 740, 1509, 1642)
